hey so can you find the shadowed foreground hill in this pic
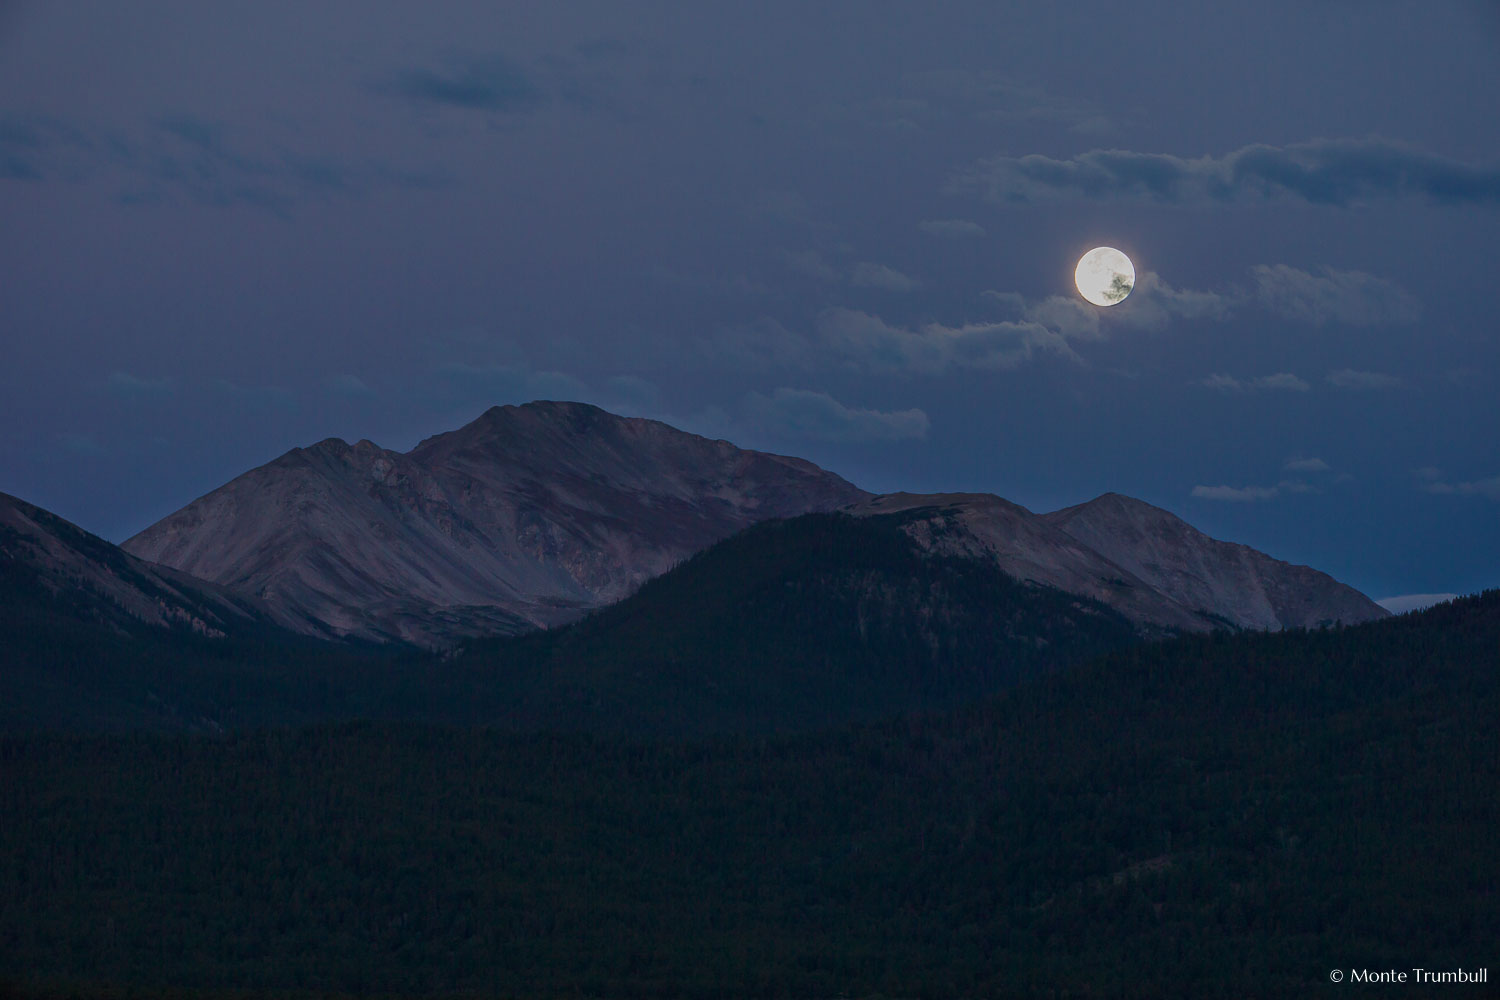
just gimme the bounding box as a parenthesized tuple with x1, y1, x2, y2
(3, 511, 1139, 735)
(2, 592, 1494, 999)
(438, 509, 1141, 734)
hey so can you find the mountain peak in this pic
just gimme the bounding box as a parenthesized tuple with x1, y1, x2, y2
(124, 401, 869, 644)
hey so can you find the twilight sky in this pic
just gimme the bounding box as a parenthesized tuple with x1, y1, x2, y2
(2, 1, 1497, 605)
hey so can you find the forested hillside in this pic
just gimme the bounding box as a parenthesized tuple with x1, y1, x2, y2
(3, 591, 1494, 998)
(3, 512, 1140, 736)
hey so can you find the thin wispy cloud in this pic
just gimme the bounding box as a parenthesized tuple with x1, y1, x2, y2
(1254, 265, 1419, 326)
(327, 374, 375, 397)
(953, 137, 1500, 206)
(782, 251, 921, 292)
(1198, 373, 1311, 393)
(1, 112, 445, 212)
(745, 388, 929, 442)
(1192, 480, 1316, 502)
(853, 71, 1119, 135)
(1420, 474, 1500, 500)
(812, 309, 1078, 375)
(377, 54, 540, 112)
(848, 262, 920, 292)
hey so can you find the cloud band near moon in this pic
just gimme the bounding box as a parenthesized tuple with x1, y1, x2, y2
(952, 137, 1500, 206)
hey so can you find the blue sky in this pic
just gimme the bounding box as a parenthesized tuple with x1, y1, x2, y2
(2, 0, 1497, 604)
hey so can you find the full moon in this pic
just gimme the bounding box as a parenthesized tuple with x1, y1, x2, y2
(1075, 247, 1135, 307)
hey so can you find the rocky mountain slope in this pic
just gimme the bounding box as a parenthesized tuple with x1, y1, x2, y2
(850, 492, 1388, 632)
(123, 401, 870, 644)
(1, 491, 267, 639)
(1043, 492, 1388, 629)
(119, 400, 1386, 645)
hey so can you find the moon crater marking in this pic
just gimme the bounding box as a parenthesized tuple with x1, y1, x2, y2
(1075, 247, 1135, 307)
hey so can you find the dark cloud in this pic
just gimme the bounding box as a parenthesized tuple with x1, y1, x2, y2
(380, 54, 540, 111)
(0, 114, 91, 180)
(1254, 265, 1420, 326)
(953, 138, 1500, 206)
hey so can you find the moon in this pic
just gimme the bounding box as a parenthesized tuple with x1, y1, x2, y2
(1075, 247, 1135, 307)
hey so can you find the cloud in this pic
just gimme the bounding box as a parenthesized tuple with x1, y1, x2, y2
(989, 271, 1236, 343)
(1253, 265, 1420, 326)
(918, 218, 986, 238)
(1420, 474, 1500, 500)
(107, 371, 173, 396)
(952, 137, 1500, 207)
(813, 308, 1079, 374)
(1191, 480, 1315, 502)
(783, 252, 920, 292)
(1198, 372, 1310, 393)
(378, 54, 539, 111)
(0, 114, 92, 181)
(848, 262, 920, 292)
(1327, 368, 1402, 390)
(327, 374, 374, 396)
(3, 112, 445, 212)
(981, 290, 1028, 315)
(1191, 484, 1281, 502)
(1376, 593, 1460, 615)
(781, 249, 841, 282)
(744, 388, 929, 442)
(714, 268, 1233, 377)
(1284, 457, 1330, 472)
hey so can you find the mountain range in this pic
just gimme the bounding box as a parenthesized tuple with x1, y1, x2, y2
(1, 400, 1485, 997)
(114, 400, 1385, 646)
(121, 401, 868, 644)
